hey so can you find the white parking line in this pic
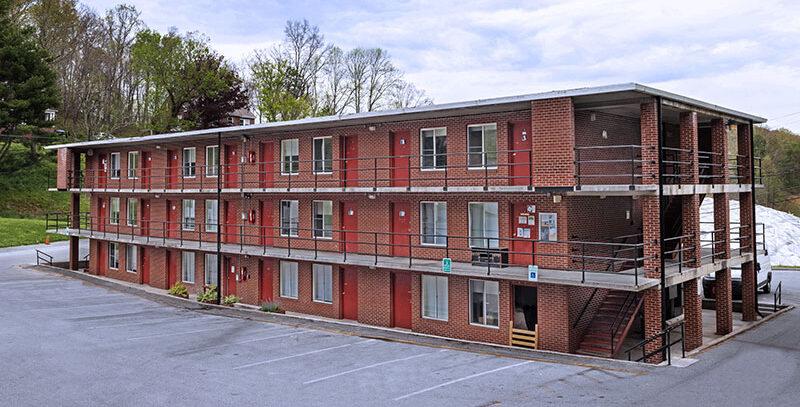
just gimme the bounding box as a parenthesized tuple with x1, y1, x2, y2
(87, 315, 222, 330)
(232, 339, 374, 371)
(303, 349, 447, 385)
(393, 360, 533, 401)
(127, 324, 279, 341)
(7, 293, 122, 303)
(173, 329, 314, 355)
(18, 301, 144, 312)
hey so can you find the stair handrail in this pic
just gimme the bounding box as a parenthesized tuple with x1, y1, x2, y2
(625, 321, 685, 365)
(35, 249, 53, 266)
(571, 288, 599, 329)
(609, 292, 638, 355)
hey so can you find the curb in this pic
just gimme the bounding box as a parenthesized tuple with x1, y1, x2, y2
(686, 303, 795, 357)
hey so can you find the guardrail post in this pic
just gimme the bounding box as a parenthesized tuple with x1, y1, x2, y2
(374, 232, 378, 265)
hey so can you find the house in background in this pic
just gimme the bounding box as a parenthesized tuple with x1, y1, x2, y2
(225, 108, 256, 126)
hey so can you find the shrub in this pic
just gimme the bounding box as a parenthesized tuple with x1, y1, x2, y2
(222, 295, 240, 306)
(259, 301, 285, 314)
(168, 282, 189, 298)
(196, 285, 218, 304)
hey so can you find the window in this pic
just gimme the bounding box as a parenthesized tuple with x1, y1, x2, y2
(205, 199, 218, 232)
(469, 280, 499, 327)
(206, 145, 219, 177)
(108, 242, 119, 270)
(469, 202, 499, 248)
(127, 151, 139, 179)
(421, 128, 447, 169)
(182, 147, 196, 177)
(181, 251, 195, 283)
(127, 198, 138, 226)
(539, 213, 558, 242)
(312, 201, 333, 239)
(467, 123, 497, 168)
(421, 275, 448, 320)
(280, 261, 299, 298)
(280, 200, 299, 236)
(126, 245, 138, 273)
(313, 137, 333, 174)
(420, 202, 447, 246)
(204, 253, 218, 286)
(109, 197, 120, 225)
(281, 139, 299, 174)
(109, 153, 121, 179)
(241, 118, 251, 125)
(312, 264, 333, 303)
(182, 199, 195, 231)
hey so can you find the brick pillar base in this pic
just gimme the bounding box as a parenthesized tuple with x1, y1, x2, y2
(69, 236, 80, 270)
(715, 268, 733, 335)
(683, 278, 703, 351)
(741, 261, 757, 321)
(536, 283, 571, 353)
(643, 288, 663, 363)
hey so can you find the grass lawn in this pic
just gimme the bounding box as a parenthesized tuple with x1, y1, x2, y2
(0, 218, 69, 248)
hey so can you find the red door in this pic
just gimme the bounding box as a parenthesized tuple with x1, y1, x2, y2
(510, 203, 535, 265)
(260, 142, 274, 188)
(166, 200, 179, 238)
(341, 136, 358, 187)
(167, 250, 178, 288)
(97, 197, 105, 232)
(392, 272, 412, 329)
(97, 242, 106, 276)
(260, 200, 273, 246)
(97, 154, 108, 189)
(391, 203, 411, 257)
(341, 267, 358, 320)
(341, 202, 358, 252)
(224, 256, 237, 296)
(224, 145, 238, 188)
(259, 260, 273, 302)
(224, 201, 238, 243)
(140, 199, 150, 236)
(167, 150, 179, 189)
(140, 247, 150, 285)
(141, 151, 152, 189)
(509, 121, 532, 186)
(391, 131, 411, 187)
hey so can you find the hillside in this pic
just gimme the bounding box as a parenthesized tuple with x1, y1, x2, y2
(0, 156, 73, 218)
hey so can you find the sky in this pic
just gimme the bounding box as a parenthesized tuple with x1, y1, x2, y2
(81, 0, 800, 131)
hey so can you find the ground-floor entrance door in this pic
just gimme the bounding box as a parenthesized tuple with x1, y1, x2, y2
(392, 272, 412, 329)
(341, 267, 358, 320)
(167, 250, 178, 289)
(223, 256, 237, 297)
(140, 247, 149, 285)
(259, 259, 273, 303)
(512, 285, 537, 330)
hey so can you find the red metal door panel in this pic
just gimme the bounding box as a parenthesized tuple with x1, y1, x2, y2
(260, 142, 275, 188)
(224, 256, 237, 297)
(141, 247, 150, 285)
(167, 250, 177, 288)
(97, 197, 105, 232)
(510, 202, 535, 265)
(391, 203, 411, 257)
(141, 151, 152, 189)
(509, 121, 532, 186)
(167, 150, 179, 189)
(341, 202, 358, 252)
(141, 199, 150, 236)
(342, 136, 358, 187)
(259, 260, 273, 302)
(97, 242, 106, 276)
(260, 200, 273, 246)
(392, 272, 412, 329)
(224, 145, 238, 188)
(97, 154, 107, 189)
(166, 200, 179, 238)
(341, 268, 358, 320)
(391, 131, 411, 187)
(224, 201, 238, 243)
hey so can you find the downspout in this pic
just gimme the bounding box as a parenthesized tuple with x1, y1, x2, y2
(216, 132, 222, 305)
(749, 120, 763, 318)
(657, 97, 668, 333)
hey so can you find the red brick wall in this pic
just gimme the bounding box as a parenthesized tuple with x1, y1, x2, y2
(531, 98, 574, 187)
(574, 111, 640, 185)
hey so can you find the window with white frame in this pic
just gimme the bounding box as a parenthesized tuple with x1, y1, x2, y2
(421, 128, 447, 170)
(539, 212, 558, 242)
(280, 261, 299, 298)
(181, 251, 195, 283)
(468, 202, 499, 248)
(126, 245, 138, 273)
(312, 264, 333, 303)
(127, 151, 139, 179)
(204, 253, 218, 286)
(469, 280, 499, 327)
(109, 153, 121, 178)
(313, 137, 333, 174)
(182, 147, 196, 177)
(312, 200, 333, 238)
(127, 198, 138, 226)
(241, 118, 251, 125)
(420, 202, 447, 246)
(205, 199, 218, 232)
(280, 200, 299, 236)
(182, 199, 195, 231)
(108, 242, 119, 269)
(206, 145, 219, 177)
(109, 197, 120, 225)
(467, 123, 497, 168)
(421, 275, 448, 320)
(281, 139, 299, 174)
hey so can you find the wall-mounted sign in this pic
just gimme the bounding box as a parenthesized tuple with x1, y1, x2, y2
(527, 205, 536, 213)
(527, 265, 538, 282)
(442, 258, 452, 273)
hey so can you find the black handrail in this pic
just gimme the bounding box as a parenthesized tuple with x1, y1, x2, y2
(572, 288, 598, 329)
(774, 281, 782, 312)
(35, 249, 53, 266)
(609, 292, 638, 355)
(625, 321, 685, 365)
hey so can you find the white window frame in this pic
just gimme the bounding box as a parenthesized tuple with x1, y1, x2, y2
(420, 127, 447, 170)
(312, 200, 333, 239)
(182, 199, 196, 231)
(127, 151, 139, 179)
(280, 261, 299, 299)
(421, 275, 448, 321)
(182, 147, 197, 178)
(312, 264, 333, 304)
(281, 139, 299, 175)
(205, 199, 218, 233)
(125, 245, 138, 273)
(420, 201, 447, 246)
(539, 212, 558, 242)
(280, 200, 299, 237)
(108, 242, 119, 270)
(204, 253, 218, 286)
(205, 145, 219, 177)
(109, 152, 121, 179)
(313, 136, 333, 174)
(468, 202, 499, 248)
(109, 197, 120, 225)
(469, 279, 499, 328)
(181, 251, 195, 283)
(126, 198, 138, 226)
(467, 123, 498, 169)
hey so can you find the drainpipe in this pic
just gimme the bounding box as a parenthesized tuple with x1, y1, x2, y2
(216, 132, 222, 305)
(749, 120, 763, 318)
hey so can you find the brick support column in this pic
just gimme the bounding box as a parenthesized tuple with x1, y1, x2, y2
(738, 123, 758, 321)
(711, 119, 729, 184)
(714, 193, 733, 334)
(641, 195, 663, 363)
(536, 283, 571, 353)
(683, 278, 703, 351)
(679, 111, 699, 184)
(69, 193, 80, 270)
(531, 98, 575, 187)
(640, 100, 660, 185)
(642, 287, 663, 363)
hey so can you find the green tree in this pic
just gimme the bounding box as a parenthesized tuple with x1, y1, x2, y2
(250, 56, 312, 122)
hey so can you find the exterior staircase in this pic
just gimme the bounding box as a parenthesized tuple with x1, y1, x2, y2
(576, 290, 643, 358)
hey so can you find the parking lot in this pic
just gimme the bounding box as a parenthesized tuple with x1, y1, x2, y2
(2, 242, 800, 406)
